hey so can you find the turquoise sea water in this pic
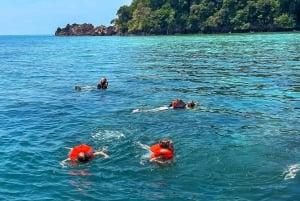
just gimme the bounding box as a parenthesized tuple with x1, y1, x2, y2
(0, 33, 299, 201)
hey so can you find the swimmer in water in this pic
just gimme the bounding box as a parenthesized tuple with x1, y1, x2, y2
(97, 77, 108, 89)
(169, 99, 195, 109)
(60, 144, 109, 167)
(75, 77, 108, 91)
(136, 139, 175, 164)
(132, 99, 196, 113)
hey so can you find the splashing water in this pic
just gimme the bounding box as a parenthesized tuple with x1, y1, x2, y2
(284, 164, 300, 180)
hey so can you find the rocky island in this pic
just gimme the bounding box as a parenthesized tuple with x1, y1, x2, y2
(55, 0, 299, 36)
(55, 23, 116, 36)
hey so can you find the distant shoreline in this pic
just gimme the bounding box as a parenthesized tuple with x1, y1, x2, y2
(55, 23, 300, 36)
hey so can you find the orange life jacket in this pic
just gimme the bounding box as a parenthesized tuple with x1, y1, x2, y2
(69, 144, 94, 161)
(150, 144, 174, 160)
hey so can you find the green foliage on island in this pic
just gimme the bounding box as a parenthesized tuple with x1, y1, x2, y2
(111, 0, 300, 34)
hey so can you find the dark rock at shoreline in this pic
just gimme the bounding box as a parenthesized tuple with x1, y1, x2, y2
(55, 23, 116, 36)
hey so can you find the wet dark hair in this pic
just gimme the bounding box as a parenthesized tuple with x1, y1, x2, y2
(77, 152, 90, 163)
(187, 101, 195, 108)
(159, 139, 174, 151)
(75, 86, 81, 91)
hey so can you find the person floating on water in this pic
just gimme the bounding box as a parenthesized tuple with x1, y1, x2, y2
(133, 99, 196, 113)
(60, 144, 109, 167)
(136, 139, 175, 164)
(97, 77, 108, 89)
(169, 99, 195, 109)
(75, 77, 108, 91)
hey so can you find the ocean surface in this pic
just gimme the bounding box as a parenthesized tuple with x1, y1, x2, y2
(0, 33, 299, 201)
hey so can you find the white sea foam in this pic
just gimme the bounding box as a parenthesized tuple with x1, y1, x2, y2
(132, 106, 169, 113)
(283, 164, 300, 180)
(132, 108, 141, 113)
(91, 130, 125, 142)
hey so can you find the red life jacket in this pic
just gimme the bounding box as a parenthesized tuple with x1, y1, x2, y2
(69, 144, 94, 161)
(171, 99, 186, 108)
(150, 144, 174, 160)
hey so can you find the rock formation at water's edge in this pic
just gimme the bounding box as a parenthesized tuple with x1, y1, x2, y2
(55, 23, 116, 36)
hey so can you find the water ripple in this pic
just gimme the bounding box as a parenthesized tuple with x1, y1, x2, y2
(0, 33, 299, 201)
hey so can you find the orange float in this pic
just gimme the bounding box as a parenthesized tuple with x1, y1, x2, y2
(69, 144, 94, 161)
(150, 144, 174, 160)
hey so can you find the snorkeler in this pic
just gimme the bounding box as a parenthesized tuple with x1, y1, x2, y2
(74, 77, 108, 91)
(97, 77, 108, 89)
(60, 144, 109, 167)
(136, 139, 175, 164)
(169, 99, 195, 109)
(132, 99, 196, 113)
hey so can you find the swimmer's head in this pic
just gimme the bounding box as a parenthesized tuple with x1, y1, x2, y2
(100, 77, 107, 85)
(159, 139, 174, 151)
(75, 86, 82, 91)
(98, 77, 108, 89)
(186, 101, 195, 108)
(77, 152, 89, 163)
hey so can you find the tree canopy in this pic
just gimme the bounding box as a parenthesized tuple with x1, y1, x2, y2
(112, 0, 300, 34)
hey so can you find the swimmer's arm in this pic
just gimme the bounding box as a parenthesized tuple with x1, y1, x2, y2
(75, 85, 97, 91)
(156, 106, 169, 111)
(135, 141, 150, 150)
(60, 158, 70, 167)
(133, 106, 169, 113)
(132, 109, 142, 113)
(150, 156, 172, 164)
(94, 151, 109, 158)
(149, 156, 164, 164)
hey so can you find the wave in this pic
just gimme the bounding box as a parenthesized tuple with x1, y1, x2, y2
(91, 130, 125, 142)
(283, 164, 300, 180)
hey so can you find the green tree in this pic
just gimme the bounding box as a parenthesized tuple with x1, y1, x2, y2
(188, 1, 218, 33)
(153, 3, 176, 34)
(112, 5, 132, 34)
(230, 9, 250, 31)
(112, 0, 299, 35)
(127, 2, 154, 34)
(255, 0, 280, 26)
(279, 0, 300, 26)
(274, 13, 296, 28)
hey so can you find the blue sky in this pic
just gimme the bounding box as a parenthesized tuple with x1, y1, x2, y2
(0, 0, 132, 35)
